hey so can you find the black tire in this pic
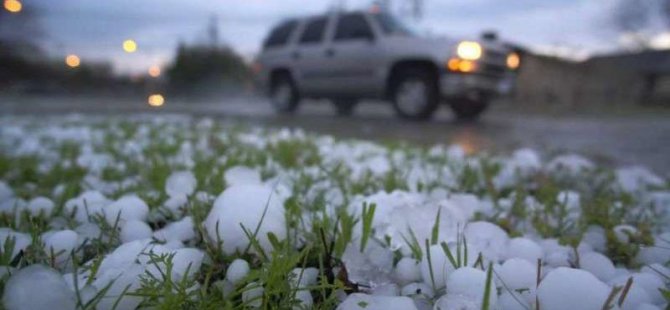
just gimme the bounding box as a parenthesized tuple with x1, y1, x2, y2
(270, 74, 300, 113)
(390, 67, 439, 120)
(450, 97, 489, 121)
(332, 99, 357, 117)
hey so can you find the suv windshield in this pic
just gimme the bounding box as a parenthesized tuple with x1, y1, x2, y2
(263, 20, 298, 49)
(372, 13, 417, 37)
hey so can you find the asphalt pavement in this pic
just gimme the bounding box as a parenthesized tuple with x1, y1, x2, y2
(2, 95, 669, 177)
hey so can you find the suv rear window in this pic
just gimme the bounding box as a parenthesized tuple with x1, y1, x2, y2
(263, 21, 298, 48)
(299, 17, 328, 44)
(334, 13, 373, 41)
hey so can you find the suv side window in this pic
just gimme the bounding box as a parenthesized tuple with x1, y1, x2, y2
(299, 17, 328, 44)
(263, 20, 298, 49)
(334, 13, 373, 41)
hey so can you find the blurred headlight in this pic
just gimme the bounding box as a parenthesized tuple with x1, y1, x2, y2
(457, 41, 482, 60)
(507, 52, 520, 70)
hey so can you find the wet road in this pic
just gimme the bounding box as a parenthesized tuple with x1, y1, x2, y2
(2, 95, 669, 177)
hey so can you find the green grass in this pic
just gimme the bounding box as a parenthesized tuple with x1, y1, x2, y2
(0, 116, 667, 309)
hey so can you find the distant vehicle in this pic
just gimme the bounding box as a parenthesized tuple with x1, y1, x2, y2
(255, 10, 520, 120)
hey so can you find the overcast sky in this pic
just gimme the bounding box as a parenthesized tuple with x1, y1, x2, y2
(30, 0, 663, 74)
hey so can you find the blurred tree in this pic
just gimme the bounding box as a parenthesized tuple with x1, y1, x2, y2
(166, 43, 251, 96)
(167, 15, 251, 96)
(0, 5, 138, 95)
(0, 3, 46, 89)
(612, 0, 670, 49)
(207, 15, 219, 48)
(0, 2, 43, 58)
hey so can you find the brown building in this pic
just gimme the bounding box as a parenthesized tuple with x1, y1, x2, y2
(510, 49, 670, 107)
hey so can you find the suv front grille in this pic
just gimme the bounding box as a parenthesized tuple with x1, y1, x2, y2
(484, 50, 506, 64)
(481, 50, 508, 77)
(482, 63, 506, 76)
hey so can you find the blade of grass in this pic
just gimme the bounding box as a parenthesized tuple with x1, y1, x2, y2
(359, 203, 376, 252)
(424, 239, 436, 292)
(482, 262, 494, 310)
(431, 207, 442, 245)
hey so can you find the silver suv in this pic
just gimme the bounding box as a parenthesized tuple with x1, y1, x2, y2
(255, 10, 520, 120)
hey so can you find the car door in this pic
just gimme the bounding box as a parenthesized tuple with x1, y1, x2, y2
(320, 13, 380, 96)
(292, 15, 334, 96)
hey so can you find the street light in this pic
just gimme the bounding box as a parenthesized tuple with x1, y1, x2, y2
(147, 94, 165, 107)
(65, 54, 81, 68)
(123, 39, 137, 53)
(3, 0, 22, 13)
(148, 65, 161, 78)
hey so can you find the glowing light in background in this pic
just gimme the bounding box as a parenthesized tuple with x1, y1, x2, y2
(147, 94, 165, 107)
(450, 127, 486, 156)
(65, 54, 81, 68)
(252, 62, 263, 75)
(507, 52, 520, 70)
(3, 0, 21, 13)
(123, 39, 137, 53)
(148, 65, 161, 78)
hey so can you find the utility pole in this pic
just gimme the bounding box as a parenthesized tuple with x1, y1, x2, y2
(333, 0, 346, 10)
(373, 0, 424, 20)
(412, 0, 424, 20)
(207, 15, 219, 49)
(400, 0, 423, 20)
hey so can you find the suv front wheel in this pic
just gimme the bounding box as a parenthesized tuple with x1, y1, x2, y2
(391, 68, 439, 120)
(270, 74, 300, 113)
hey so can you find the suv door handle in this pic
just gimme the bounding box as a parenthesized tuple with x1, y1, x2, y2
(325, 49, 335, 57)
(291, 52, 301, 60)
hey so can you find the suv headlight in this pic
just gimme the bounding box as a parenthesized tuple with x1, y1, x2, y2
(457, 41, 482, 60)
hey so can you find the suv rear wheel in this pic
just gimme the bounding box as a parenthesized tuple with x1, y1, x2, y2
(332, 99, 357, 116)
(270, 74, 299, 113)
(450, 97, 489, 121)
(391, 68, 439, 120)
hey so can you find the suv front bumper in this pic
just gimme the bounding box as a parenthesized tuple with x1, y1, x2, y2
(440, 72, 515, 99)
